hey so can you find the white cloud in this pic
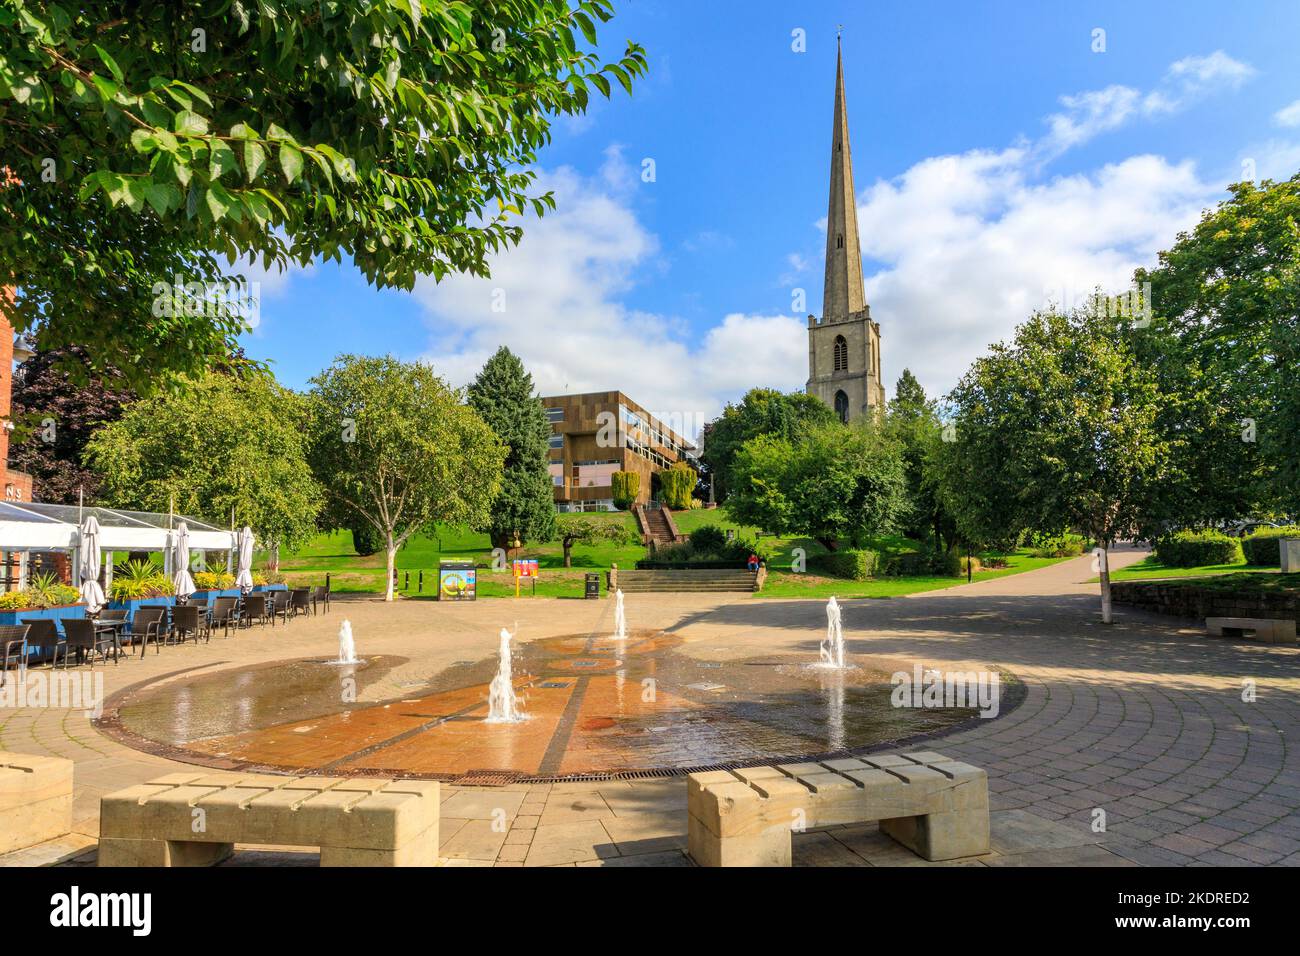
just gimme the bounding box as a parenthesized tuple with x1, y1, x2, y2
(414, 49, 1247, 422)
(858, 152, 1213, 400)
(1040, 50, 1255, 157)
(413, 152, 805, 433)
(1274, 99, 1300, 128)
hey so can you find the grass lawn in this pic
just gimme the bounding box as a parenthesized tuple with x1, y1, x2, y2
(1098, 555, 1277, 583)
(1109, 569, 1300, 594)
(756, 550, 1069, 599)
(275, 513, 1068, 599)
(276, 516, 642, 595)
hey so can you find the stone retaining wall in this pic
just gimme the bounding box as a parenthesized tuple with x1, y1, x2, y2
(1111, 580, 1300, 623)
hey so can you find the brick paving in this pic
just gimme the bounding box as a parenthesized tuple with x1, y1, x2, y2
(2, 546, 1297, 867)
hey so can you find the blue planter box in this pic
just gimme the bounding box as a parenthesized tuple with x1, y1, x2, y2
(253, 584, 288, 592)
(108, 596, 176, 625)
(0, 604, 88, 660)
(191, 588, 240, 601)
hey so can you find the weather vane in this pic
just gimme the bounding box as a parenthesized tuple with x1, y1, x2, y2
(836, 24, 844, 40)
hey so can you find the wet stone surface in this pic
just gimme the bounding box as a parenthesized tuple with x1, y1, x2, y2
(105, 630, 987, 779)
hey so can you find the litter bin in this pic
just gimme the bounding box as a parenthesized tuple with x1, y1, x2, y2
(585, 573, 600, 599)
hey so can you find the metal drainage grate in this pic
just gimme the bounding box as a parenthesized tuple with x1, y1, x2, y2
(539, 681, 570, 689)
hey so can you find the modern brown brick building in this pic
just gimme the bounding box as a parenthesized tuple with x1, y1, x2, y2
(541, 391, 697, 511)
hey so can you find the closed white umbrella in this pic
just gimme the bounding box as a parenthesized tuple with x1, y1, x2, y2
(235, 525, 255, 592)
(172, 522, 196, 600)
(78, 515, 106, 613)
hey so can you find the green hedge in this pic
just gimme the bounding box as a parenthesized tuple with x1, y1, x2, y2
(1241, 527, 1300, 566)
(1154, 530, 1243, 568)
(808, 549, 881, 580)
(883, 549, 962, 577)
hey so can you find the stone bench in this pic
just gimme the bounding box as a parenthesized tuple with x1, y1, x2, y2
(1206, 617, 1297, 644)
(99, 772, 439, 867)
(0, 752, 73, 855)
(688, 751, 988, 866)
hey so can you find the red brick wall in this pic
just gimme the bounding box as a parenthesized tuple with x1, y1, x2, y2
(0, 286, 34, 503)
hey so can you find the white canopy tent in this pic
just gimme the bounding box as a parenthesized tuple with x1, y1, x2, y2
(0, 501, 245, 592)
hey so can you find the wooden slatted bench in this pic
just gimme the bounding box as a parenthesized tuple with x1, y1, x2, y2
(98, 772, 439, 867)
(688, 751, 989, 866)
(1205, 617, 1297, 644)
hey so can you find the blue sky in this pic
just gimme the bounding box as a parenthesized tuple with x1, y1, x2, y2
(240, 0, 1300, 430)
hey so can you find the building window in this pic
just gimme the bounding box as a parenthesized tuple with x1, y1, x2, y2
(548, 434, 564, 450)
(833, 335, 848, 372)
(836, 234, 843, 249)
(545, 407, 564, 423)
(834, 390, 849, 423)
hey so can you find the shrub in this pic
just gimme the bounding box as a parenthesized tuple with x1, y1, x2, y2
(885, 549, 962, 577)
(808, 549, 880, 580)
(0, 581, 82, 610)
(110, 558, 175, 601)
(659, 462, 696, 510)
(1240, 526, 1300, 566)
(1154, 530, 1243, 568)
(351, 524, 384, 557)
(1026, 530, 1086, 558)
(611, 471, 640, 510)
(194, 571, 236, 590)
(961, 556, 982, 575)
(689, 524, 728, 554)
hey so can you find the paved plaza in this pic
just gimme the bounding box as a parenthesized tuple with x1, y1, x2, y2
(2, 547, 1298, 867)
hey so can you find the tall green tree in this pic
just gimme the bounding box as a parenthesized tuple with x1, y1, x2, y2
(466, 346, 555, 549)
(945, 308, 1174, 623)
(1, 1, 646, 381)
(1134, 173, 1300, 521)
(700, 387, 837, 502)
(84, 370, 322, 565)
(886, 369, 954, 549)
(306, 354, 505, 600)
(727, 420, 905, 552)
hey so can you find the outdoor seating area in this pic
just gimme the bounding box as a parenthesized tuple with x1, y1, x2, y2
(0, 586, 332, 676)
(0, 500, 334, 676)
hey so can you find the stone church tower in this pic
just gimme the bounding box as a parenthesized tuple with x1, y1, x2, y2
(806, 39, 885, 422)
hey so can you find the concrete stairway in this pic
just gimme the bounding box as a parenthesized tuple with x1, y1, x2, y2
(641, 508, 676, 547)
(615, 569, 760, 593)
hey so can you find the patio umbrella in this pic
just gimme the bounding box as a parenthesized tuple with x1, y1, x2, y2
(235, 525, 255, 593)
(78, 515, 106, 613)
(172, 522, 196, 601)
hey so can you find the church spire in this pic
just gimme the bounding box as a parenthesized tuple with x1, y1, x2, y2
(822, 34, 866, 318)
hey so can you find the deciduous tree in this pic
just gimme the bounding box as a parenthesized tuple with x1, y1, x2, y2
(305, 354, 505, 600)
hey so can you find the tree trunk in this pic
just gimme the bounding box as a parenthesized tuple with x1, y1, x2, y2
(818, 538, 839, 552)
(385, 534, 397, 602)
(1098, 544, 1112, 624)
(267, 543, 280, 573)
(563, 539, 573, 568)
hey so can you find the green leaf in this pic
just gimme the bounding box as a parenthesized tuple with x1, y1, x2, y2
(278, 143, 303, 183)
(92, 44, 124, 83)
(244, 141, 266, 183)
(144, 183, 181, 215)
(209, 139, 239, 180)
(174, 110, 209, 135)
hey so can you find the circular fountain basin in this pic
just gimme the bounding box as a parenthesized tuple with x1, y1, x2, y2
(99, 631, 1014, 782)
